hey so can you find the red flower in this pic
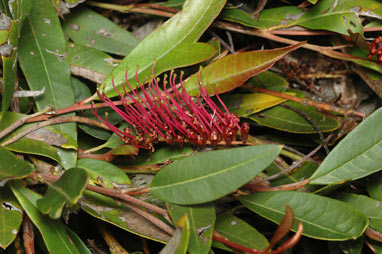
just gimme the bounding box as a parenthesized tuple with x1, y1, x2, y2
(93, 68, 249, 149)
(368, 36, 382, 65)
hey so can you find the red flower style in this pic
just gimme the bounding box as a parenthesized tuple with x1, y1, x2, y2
(368, 36, 382, 65)
(93, 68, 249, 149)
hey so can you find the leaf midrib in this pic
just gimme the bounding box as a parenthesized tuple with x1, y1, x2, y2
(151, 148, 277, 191)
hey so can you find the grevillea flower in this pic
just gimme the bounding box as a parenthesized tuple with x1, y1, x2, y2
(368, 36, 382, 65)
(93, 68, 249, 150)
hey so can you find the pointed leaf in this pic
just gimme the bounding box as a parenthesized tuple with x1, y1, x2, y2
(102, 0, 224, 97)
(239, 191, 369, 240)
(311, 107, 382, 185)
(249, 101, 340, 133)
(18, 0, 77, 165)
(62, 7, 139, 56)
(332, 193, 382, 232)
(150, 145, 281, 205)
(81, 191, 171, 243)
(222, 93, 290, 117)
(0, 146, 34, 185)
(167, 203, 215, 254)
(77, 159, 130, 188)
(0, 186, 23, 249)
(37, 168, 88, 219)
(185, 43, 304, 95)
(214, 213, 268, 250)
(9, 180, 87, 253)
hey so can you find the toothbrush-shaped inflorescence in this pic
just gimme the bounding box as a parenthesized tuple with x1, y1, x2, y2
(93, 69, 249, 149)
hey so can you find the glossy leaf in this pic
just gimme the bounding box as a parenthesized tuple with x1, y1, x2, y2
(68, 42, 115, 83)
(249, 101, 339, 133)
(160, 215, 190, 254)
(0, 146, 34, 185)
(77, 159, 130, 188)
(0, 186, 23, 249)
(310, 107, 382, 185)
(332, 193, 382, 231)
(37, 168, 88, 219)
(10, 180, 89, 253)
(18, 0, 77, 167)
(185, 43, 304, 96)
(239, 191, 368, 240)
(150, 145, 281, 205)
(222, 93, 289, 117)
(102, 0, 223, 97)
(81, 191, 171, 243)
(214, 213, 269, 250)
(63, 7, 139, 56)
(167, 203, 215, 254)
(366, 173, 382, 201)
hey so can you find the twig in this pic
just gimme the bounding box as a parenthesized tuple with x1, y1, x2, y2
(123, 202, 175, 236)
(251, 87, 365, 118)
(1, 116, 109, 147)
(279, 103, 329, 154)
(243, 179, 311, 192)
(0, 107, 53, 140)
(23, 215, 35, 254)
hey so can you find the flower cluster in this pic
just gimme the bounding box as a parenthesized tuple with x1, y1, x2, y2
(93, 69, 249, 149)
(368, 36, 382, 65)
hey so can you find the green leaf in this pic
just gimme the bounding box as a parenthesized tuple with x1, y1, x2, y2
(0, 146, 34, 184)
(160, 215, 190, 254)
(81, 191, 171, 243)
(77, 159, 130, 188)
(221, 8, 259, 28)
(0, 186, 23, 249)
(328, 238, 363, 254)
(247, 71, 289, 92)
(366, 173, 382, 201)
(68, 42, 115, 83)
(332, 193, 382, 231)
(214, 213, 269, 250)
(63, 7, 139, 56)
(310, 107, 382, 185)
(102, 0, 224, 97)
(222, 93, 289, 117)
(184, 43, 303, 96)
(10, 180, 88, 253)
(37, 168, 88, 219)
(249, 101, 340, 133)
(239, 191, 369, 240)
(167, 203, 215, 254)
(18, 0, 77, 167)
(150, 145, 281, 205)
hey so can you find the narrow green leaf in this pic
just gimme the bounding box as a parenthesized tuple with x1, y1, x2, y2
(37, 168, 88, 219)
(18, 0, 77, 167)
(167, 203, 215, 254)
(214, 213, 269, 250)
(249, 101, 339, 133)
(0, 146, 34, 185)
(311, 107, 382, 185)
(239, 191, 369, 240)
(9, 180, 85, 253)
(185, 43, 303, 96)
(222, 93, 288, 117)
(332, 193, 382, 232)
(150, 145, 281, 205)
(102, 0, 224, 97)
(248, 71, 289, 92)
(81, 191, 171, 243)
(0, 186, 23, 249)
(63, 7, 139, 56)
(77, 159, 130, 188)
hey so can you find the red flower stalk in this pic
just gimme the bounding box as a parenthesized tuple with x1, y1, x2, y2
(93, 68, 249, 149)
(368, 36, 382, 65)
